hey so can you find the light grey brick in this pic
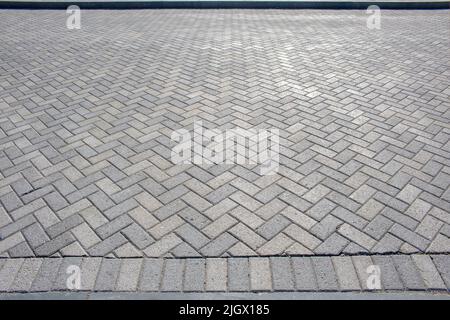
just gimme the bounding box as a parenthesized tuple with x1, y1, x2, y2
(364, 215, 394, 240)
(249, 257, 272, 291)
(371, 255, 403, 290)
(228, 258, 249, 292)
(310, 214, 342, 240)
(307, 198, 336, 220)
(292, 257, 317, 291)
(431, 255, 450, 289)
(184, 259, 205, 292)
(175, 224, 209, 250)
(9, 258, 43, 292)
(411, 255, 446, 290)
(52, 257, 83, 291)
(372, 234, 404, 253)
(22, 223, 49, 248)
(229, 223, 265, 250)
(161, 259, 184, 292)
(389, 224, 429, 252)
(271, 257, 294, 291)
(257, 215, 290, 240)
(352, 256, 374, 290)
(206, 258, 227, 292)
(139, 258, 163, 291)
(30, 258, 63, 292)
(312, 257, 339, 291)
(338, 223, 376, 250)
(80, 257, 102, 291)
(0, 259, 24, 292)
(332, 256, 361, 291)
(116, 259, 142, 291)
(143, 233, 182, 257)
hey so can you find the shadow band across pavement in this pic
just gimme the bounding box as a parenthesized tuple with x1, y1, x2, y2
(0, 0, 449, 10)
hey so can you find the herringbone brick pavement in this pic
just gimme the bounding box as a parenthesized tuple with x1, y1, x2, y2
(0, 10, 449, 258)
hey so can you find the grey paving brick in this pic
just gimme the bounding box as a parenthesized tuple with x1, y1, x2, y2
(0, 214, 36, 239)
(200, 233, 238, 256)
(96, 215, 133, 240)
(364, 215, 394, 240)
(371, 255, 404, 290)
(175, 224, 209, 250)
(143, 233, 182, 257)
(95, 259, 121, 291)
(392, 255, 426, 290)
(228, 258, 250, 292)
(291, 257, 317, 291)
(52, 257, 83, 291)
(411, 255, 446, 290)
(184, 259, 205, 292)
(47, 214, 83, 238)
(338, 223, 376, 250)
(9, 258, 43, 292)
(116, 259, 142, 291)
(122, 223, 154, 250)
(35, 232, 76, 256)
(314, 233, 349, 255)
(88, 233, 128, 256)
(389, 224, 429, 252)
(22, 223, 50, 249)
(161, 259, 184, 292)
(310, 215, 343, 240)
(352, 256, 375, 290)
(80, 257, 102, 291)
(139, 258, 163, 292)
(306, 198, 336, 220)
(249, 257, 272, 291)
(0, 259, 24, 292)
(30, 258, 63, 292)
(271, 257, 295, 291)
(311, 257, 339, 291)
(332, 256, 361, 291)
(257, 215, 290, 240)
(431, 255, 450, 289)
(206, 258, 227, 292)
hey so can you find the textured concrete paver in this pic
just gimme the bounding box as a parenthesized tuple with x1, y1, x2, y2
(1, 255, 447, 294)
(0, 10, 449, 258)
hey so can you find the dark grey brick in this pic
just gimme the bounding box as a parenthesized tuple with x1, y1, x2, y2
(94, 259, 121, 291)
(392, 255, 426, 290)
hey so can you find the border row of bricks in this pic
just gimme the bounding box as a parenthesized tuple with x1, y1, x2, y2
(0, 0, 449, 10)
(0, 254, 448, 293)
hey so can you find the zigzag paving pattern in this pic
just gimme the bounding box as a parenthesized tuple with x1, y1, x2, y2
(0, 10, 449, 260)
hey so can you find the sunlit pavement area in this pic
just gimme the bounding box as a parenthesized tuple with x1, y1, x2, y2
(0, 9, 449, 296)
